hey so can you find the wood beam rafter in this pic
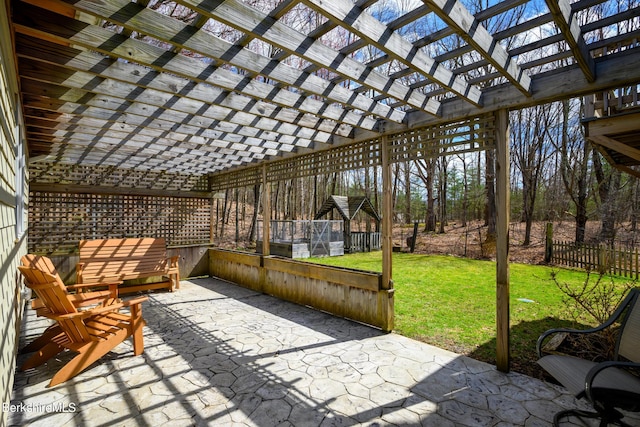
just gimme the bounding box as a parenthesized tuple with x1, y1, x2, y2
(424, 0, 531, 96)
(22, 109, 286, 157)
(175, 0, 431, 116)
(61, 0, 403, 125)
(588, 135, 640, 163)
(301, 0, 481, 109)
(20, 88, 300, 154)
(545, 0, 596, 82)
(12, 3, 374, 140)
(15, 34, 352, 139)
(18, 57, 329, 149)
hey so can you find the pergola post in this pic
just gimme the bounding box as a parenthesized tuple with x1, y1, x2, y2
(495, 109, 511, 372)
(262, 164, 271, 257)
(380, 134, 394, 332)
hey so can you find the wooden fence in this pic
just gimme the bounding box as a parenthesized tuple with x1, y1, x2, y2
(209, 249, 393, 331)
(550, 240, 640, 279)
(350, 232, 381, 253)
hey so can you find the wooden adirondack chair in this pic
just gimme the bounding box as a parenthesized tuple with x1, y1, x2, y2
(19, 254, 120, 354)
(18, 266, 148, 387)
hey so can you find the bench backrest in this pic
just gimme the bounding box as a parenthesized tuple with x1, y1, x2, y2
(79, 238, 169, 282)
(618, 288, 640, 363)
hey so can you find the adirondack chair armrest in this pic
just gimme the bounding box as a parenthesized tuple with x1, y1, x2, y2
(51, 296, 149, 320)
(90, 296, 148, 314)
(167, 256, 179, 269)
(67, 282, 119, 298)
(66, 290, 117, 307)
(585, 360, 640, 403)
(120, 296, 149, 307)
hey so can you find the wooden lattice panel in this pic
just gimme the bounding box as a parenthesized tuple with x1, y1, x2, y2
(268, 139, 383, 182)
(28, 191, 211, 254)
(389, 115, 496, 163)
(210, 167, 262, 193)
(210, 119, 495, 191)
(29, 163, 209, 192)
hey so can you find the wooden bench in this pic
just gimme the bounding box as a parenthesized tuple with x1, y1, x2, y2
(76, 238, 180, 293)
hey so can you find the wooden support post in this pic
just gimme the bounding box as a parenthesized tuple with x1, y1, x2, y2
(262, 165, 271, 257)
(214, 196, 216, 245)
(495, 109, 510, 373)
(545, 223, 553, 263)
(380, 134, 394, 332)
(209, 175, 215, 244)
(410, 221, 418, 253)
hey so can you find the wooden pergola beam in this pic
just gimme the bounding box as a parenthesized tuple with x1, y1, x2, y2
(405, 46, 640, 131)
(589, 135, 640, 163)
(424, 0, 531, 96)
(12, 3, 376, 135)
(545, 0, 596, 83)
(26, 128, 278, 164)
(15, 35, 355, 138)
(63, 0, 403, 125)
(23, 113, 287, 158)
(28, 146, 253, 173)
(175, 0, 431, 115)
(19, 61, 330, 151)
(21, 94, 297, 157)
(301, 0, 481, 109)
(29, 183, 212, 199)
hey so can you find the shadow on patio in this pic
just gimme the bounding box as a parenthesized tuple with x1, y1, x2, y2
(9, 278, 597, 426)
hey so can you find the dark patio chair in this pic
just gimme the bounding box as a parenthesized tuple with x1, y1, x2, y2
(537, 288, 640, 427)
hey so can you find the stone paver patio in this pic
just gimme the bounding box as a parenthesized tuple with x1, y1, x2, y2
(8, 278, 636, 426)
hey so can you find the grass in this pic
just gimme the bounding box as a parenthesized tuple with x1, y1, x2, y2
(307, 252, 633, 378)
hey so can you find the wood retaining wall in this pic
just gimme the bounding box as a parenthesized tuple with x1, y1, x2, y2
(209, 249, 393, 331)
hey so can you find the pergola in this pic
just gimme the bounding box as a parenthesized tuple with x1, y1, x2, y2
(8, 0, 640, 372)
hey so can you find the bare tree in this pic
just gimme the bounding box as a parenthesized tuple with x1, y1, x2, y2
(511, 105, 553, 245)
(553, 99, 591, 243)
(593, 152, 622, 244)
(415, 156, 437, 232)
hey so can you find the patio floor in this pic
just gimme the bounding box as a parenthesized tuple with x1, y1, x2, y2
(8, 277, 634, 427)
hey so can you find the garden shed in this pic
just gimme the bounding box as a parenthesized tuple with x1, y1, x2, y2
(314, 196, 381, 253)
(256, 219, 344, 258)
(3, 0, 640, 419)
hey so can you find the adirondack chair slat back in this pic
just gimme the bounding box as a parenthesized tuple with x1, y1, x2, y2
(18, 266, 93, 344)
(618, 289, 640, 362)
(20, 254, 66, 289)
(18, 266, 77, 315)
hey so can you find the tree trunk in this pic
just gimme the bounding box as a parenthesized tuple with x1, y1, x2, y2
(594, 150, 621, 244)
(461, 154, 468, 227)
(248, 184, 261, 242)
(485, 149, 496, 237)
(438, 157, 448, 234)
(425, 158, 436, 232)
(404, 162, 411, 224)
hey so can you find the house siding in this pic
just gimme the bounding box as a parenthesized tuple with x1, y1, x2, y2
(0, 0, 28, 424)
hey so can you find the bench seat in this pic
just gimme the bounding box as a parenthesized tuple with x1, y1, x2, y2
(77, 238, 179, 293)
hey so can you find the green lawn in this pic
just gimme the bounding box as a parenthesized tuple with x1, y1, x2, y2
(307, 252, 632, 377)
